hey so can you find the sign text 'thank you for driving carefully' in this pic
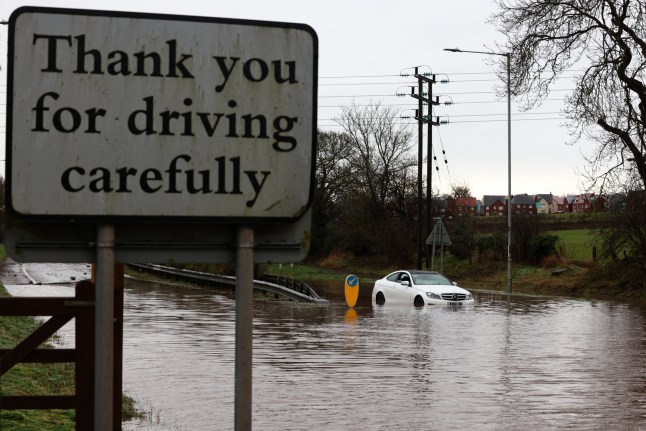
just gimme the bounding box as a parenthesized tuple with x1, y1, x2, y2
(7, 7, 318, 221)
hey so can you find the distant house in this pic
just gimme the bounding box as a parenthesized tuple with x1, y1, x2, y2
(553, 195, 568, 213)
(446, 196, 478, 216)
(536, 193, 570, 214)
(513, 193, 537, 215)
(590, 194, 606, 211)
(483, 195, 507, 216)
(572, 194, 590, 212)
(572, 193, 606, 212)
(446, 191, 617, 215)
(566, 194, 579, 212)
(534, 194, 551, 214)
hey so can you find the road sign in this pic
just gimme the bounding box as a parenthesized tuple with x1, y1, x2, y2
(426, 223, 452, 246)
(7, 7, 317, 222)
(344, 274, 359, 308)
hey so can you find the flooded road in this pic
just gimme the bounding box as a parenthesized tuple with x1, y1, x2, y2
(4, 263, 646, 430)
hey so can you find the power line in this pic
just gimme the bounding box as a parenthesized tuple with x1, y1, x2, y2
(319, 68, 589, 79)
(434, 108, 452, 186)
(317, 116, 565, 128)
(318, 98, 568, 109)
(318, 88, 573, 99)
(320, 111, 564, 122)
(320, 76, 583, 85)
(320, 74, 402, 79)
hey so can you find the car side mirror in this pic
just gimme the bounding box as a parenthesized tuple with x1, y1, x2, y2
(401, 280, 410, 286)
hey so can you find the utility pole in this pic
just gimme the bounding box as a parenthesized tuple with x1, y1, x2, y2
(410, 68, 440, 269)
(414, 70, 423, 270)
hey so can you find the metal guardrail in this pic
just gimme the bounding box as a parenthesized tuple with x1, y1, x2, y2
(128, 264, 329, 304)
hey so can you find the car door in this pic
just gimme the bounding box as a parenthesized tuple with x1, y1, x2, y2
(385, 271, 413, 303)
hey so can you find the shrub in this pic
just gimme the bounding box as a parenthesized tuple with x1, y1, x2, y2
(475, 233, 506, 261)
(528, 234, 559, 264)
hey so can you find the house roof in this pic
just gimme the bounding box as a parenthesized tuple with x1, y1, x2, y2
(483, 195, 506, 206)
(574, 193, 595, 204)
(454, 197, 477, 207)
(514, 193, 536, 205)
(536, 193, 554, 204)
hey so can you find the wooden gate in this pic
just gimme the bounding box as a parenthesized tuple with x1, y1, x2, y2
(0, 280, 95, 429)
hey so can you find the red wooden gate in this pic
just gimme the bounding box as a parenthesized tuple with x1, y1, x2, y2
(0, 280, 95, 429)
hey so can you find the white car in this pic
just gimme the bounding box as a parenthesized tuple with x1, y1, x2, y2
(372, 270, 474, 307)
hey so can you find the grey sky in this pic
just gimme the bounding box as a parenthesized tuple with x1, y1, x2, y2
(0, 0, 586, 200)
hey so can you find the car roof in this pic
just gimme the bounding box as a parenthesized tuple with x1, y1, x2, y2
(404, 270, 444, 275)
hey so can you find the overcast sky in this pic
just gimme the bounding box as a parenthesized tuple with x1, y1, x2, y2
(0, 0, 588, 200)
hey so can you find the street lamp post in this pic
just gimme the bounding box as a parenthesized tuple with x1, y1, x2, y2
(443, 48, 512, 294)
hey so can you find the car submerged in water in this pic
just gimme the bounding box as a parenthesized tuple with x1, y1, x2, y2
(372, 270, 474, 307)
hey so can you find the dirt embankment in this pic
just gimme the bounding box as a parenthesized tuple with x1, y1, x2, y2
(447, 259, 646, 303)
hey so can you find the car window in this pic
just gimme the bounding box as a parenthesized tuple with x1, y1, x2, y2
(386, 272, 413, 283)
(386, 273, 400, 282)
(411, 273, 452, 286)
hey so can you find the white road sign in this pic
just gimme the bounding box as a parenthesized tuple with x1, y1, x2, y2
(7, 7, 317, 221)
(426, 224, 452, 246)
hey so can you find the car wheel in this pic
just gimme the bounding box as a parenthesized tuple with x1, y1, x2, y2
(414, 295, 425, 307)
(375, 292, 385, 305)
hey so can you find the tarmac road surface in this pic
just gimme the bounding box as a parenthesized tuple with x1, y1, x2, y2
(1, 258, 92, 286)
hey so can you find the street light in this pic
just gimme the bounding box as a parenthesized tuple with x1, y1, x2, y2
(443, 47, 512, 294)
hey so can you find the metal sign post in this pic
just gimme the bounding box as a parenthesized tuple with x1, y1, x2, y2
(235, 226, 254, 430)
(95, 224, 115, 431)
(426, 218, 452, 272)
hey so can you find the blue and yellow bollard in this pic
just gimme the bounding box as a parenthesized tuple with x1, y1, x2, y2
(344, 274, 359, 323)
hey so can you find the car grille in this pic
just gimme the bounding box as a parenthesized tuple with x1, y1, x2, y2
(441, 293, 467, 301)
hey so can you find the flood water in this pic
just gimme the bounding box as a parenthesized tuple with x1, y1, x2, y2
(5, 266, 646, 430)
(120, 279, 646, 431)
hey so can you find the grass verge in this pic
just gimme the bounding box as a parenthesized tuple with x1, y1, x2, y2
(268, 249, 646, 304)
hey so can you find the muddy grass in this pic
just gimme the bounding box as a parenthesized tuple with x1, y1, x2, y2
(303, 251, 646, 304)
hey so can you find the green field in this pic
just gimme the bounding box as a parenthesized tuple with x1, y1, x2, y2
(548, 228, 598, 261)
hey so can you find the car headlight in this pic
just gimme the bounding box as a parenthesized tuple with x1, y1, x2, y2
(426, 292, 441, 300)
(465, 293, 473, 300)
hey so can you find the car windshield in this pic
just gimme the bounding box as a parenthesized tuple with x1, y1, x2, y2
(411, 273, 453, 286)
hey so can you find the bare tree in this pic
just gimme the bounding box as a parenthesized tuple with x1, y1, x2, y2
(334, 102, 415, 210)
(310, 130, 352, 256)
(491, 0, 646, 192)
(315, 130, 352, 209)
(327, 103, 418, 264)
(451, 181, 472, 198)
